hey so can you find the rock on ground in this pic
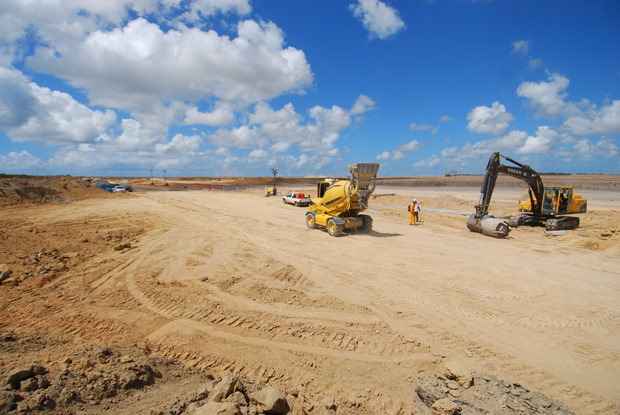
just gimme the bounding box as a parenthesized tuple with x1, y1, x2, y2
(252, 386, 290, 414)
(431, 398, 461, 415)
(209, 375, 242, 402)
(415, 373, 575, 415)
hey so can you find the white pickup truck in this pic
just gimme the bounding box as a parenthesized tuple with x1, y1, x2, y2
(282, 192, 312, 207)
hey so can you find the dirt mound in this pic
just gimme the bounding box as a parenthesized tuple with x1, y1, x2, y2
(0, 175, 113, 207)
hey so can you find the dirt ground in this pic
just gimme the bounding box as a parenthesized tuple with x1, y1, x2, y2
(1, 177, 619, 414)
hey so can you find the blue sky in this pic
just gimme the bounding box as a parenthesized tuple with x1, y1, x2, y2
(1, 0, 619, 176)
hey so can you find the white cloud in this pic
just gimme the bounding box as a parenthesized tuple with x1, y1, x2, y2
(0, 150, 42, 169)
(517, 73, 570, 117)
(0, 0, 252, 48)
(248, 148, 268, 160)
(439, 115, 451, 123)
(155, 134, 202, 155)
(27, 18, 313, 111)
(563, 100, 620, 135)
(49, 130, 205, 170)
(184, 102, 234, 126)
(414, 156, 440, 168)
(350, 95, 376, 115)
(210, 125, 262, 149)
(518, 126, 558, 154)
(467, 101, 513, 134)
(350, 0, 405, 39)
(518, 73, 620, 136)
(512, 40, 529, 55)
(183, 0, 252, 22)
(271, 141, 291, 153)
(376, 151, 391, 161)
(439, 130, 527, 163)
(573, 138, 619, 158)
(205, 97, 375, 169)
(376, 139, 420, 161)
(433, 126, 568, 168)
(0, 67, 116, 144)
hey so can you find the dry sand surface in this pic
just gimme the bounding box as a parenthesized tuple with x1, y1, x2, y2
(1, 178, 619, 414)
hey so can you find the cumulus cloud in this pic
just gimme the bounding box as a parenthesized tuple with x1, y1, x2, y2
(518, 73, 620, 136)
(155, 134, 202, 155)
(573, 138, 619, 158)
(413, 156, 440, 168)
(209, 125, 262, 149)
(512, 40, 529, 55)
(439, 130, 528, 163)
(376, 140, 420, 161)
(563, 100, 620, 135)
(517, 73, 570, 117)
(350, 95, 376, 115)
(184, 102, 235, 126)
(27, 18, 313, 110)
(49, 130, 205, 170)
(350, 0, 405, 39)
(0, 1, 384, 175)
(467, 101, 513, 134)
(0, 67, 116, 144)
(376, 151, 391, 161)
(183, 0, 252, 22)
(518, 126, 558, 154)
(0, 150, 43, 170)
(209, 97, 370, 160)
(424, 124, 616, 169)
(0, 0, 253, 50)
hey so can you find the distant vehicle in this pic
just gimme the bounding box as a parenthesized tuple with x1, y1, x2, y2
(282, 192, 312, 207)
(96, 182, 115, 192)
(115, 184, 133, 192)
(96, 182, 133, 193)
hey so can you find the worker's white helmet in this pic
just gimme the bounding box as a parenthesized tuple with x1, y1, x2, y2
(413, 198, 417, 202)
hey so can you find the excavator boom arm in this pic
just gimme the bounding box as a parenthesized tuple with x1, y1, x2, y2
(475, 152, 544, 218)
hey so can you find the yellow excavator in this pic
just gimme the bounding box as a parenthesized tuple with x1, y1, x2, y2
(468, 152, 587, 237)
(305, 163, 380, 236)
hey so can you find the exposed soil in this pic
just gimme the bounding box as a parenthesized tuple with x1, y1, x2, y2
(1, 176, 619, 414)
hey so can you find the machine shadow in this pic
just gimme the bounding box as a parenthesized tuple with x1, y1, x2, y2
(366, 230, 402, 238)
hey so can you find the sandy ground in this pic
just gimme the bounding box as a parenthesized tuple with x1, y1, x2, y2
(1, 184, 619, 414)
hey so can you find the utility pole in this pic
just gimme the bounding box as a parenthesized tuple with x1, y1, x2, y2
(271, 167, 279, 195)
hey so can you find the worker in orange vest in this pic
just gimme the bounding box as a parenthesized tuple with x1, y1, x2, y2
(408, 199, 417, 225)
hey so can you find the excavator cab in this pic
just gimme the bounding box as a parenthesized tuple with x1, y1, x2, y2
(520, 186, 586, 216)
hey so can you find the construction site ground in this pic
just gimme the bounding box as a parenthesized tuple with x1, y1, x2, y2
(1, 178, 619, 414)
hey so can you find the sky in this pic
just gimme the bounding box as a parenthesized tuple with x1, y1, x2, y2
(0, 0, 619, 177)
